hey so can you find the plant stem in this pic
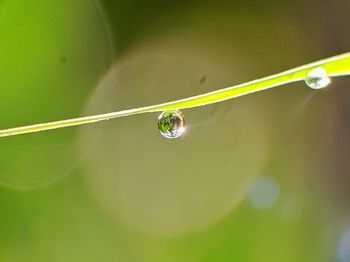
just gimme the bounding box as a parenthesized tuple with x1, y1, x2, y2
(1, 53, 350, 138)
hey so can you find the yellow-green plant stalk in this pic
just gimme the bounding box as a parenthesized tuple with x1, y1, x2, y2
(1, 53, 350, 138)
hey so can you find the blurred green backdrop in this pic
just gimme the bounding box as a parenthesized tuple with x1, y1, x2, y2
(0, 0, 350, 261)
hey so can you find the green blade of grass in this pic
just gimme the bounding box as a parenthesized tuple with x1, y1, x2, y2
(1, 53, 350, 138)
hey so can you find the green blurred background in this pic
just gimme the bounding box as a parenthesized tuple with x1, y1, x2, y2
(0, 0, 350, 261)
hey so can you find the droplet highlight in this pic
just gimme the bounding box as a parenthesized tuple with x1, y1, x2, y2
(305, 67, 331, 90)
(158, 110, 186, 139)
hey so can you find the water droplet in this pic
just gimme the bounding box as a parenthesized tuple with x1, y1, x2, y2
(158, 110, 186, 139)
(305, 67, 331, 90)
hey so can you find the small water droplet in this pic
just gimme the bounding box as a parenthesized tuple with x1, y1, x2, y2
(158, 110, 186, 139)
(305, 67, 331, 90)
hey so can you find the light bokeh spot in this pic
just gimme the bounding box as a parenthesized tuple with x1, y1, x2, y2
(249, 177, 280, 209)
(79, 35, 269, 236)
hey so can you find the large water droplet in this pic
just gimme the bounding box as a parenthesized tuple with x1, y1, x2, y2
(158, 110, 186, 139)
(305, 67, 331, 90)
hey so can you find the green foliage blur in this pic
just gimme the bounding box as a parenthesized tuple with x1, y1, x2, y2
(0, 0, 350, 261)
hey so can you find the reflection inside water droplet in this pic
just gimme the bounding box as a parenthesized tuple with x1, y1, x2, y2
(158, 110, 186, 139)
(305, 67, 331, 90)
